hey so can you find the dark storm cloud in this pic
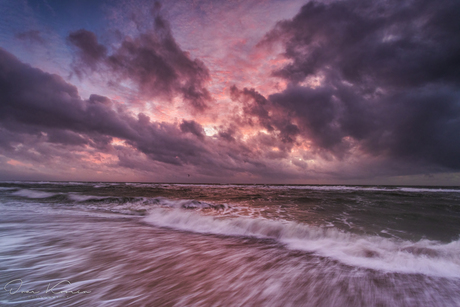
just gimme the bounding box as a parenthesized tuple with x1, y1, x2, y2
(230, 85, 299, 146)
(218, 126, 236, 143)
(180, 120, 204, 139)
(67, 6, 211, 111)
(47, 130, 89, 146)
(263, 0, 460, 88)
(0, 47, 210, 167)
(268, 82, 372, 154)
(255, 0, 460, 171)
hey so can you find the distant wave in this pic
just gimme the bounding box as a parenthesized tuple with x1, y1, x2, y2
(11, 189, 58, 199)
(0, 187, 16, 191)
(67, 194, 110, 202)
(1, 181, 88, 185)
(265, 185, 460, 193)
(399, 187, 460, 193)
(144, 208, 460, 278)
(2, 182, 459, 193)
(123, 183, 460, 193)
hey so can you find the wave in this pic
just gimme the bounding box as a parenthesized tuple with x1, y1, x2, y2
(152, 198, 228, 210)
(1, 181, 89, 186)
(67, 194, 110, 202)
(399, 187, 460, 193)
(0, 187, 16, 191)
(11, 189, 58, 199)
(3, 181, 459, 194)
(21, 194, 230, 217)
(265, 185, 460, 193)
(4, 186, 460, 278)
(144, 208, 460, 278)
(123, 183, 460, 193)
(65, 193, 225, 208)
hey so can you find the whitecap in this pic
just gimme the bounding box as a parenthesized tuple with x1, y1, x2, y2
(11, 189, 57, 199)
(144, 208, 460, 278)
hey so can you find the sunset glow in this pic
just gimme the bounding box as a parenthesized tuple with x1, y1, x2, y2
(1, 0, 459, 185)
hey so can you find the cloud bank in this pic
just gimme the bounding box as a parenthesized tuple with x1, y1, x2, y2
(1, 0, 460, 184)
(252, 0, 460, 171)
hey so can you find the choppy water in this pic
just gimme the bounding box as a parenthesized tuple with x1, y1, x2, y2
(1, 182, 460, 306)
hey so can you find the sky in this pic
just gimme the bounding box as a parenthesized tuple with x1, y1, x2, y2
(0, 0, 460, 185)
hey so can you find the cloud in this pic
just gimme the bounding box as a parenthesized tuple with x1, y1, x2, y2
(180, 120, 205, 139)
(0, 47, 294, 181)
(230, 85, 300, 148)
(262, 0, 460, 88)
(67, 4, 211, 111)
(67, 29, 107, 72)
(251, 0, 460, 171)
(2, 0, 460, 183)
(0, 47, 209, 167)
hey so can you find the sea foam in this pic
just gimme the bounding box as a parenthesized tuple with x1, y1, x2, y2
(144, 208, 460, 278)
(11, 189, 57, 199)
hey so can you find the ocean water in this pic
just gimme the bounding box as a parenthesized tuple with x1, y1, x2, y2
(1, 182, 460, 306)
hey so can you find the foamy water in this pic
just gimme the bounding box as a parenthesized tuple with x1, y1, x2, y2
(11, 189, 58, 199)
(143, 208, 460, 277)
(1, 182, 460, 306)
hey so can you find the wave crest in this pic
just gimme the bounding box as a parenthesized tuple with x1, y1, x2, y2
(11, 189, 58, 199)
(144, 208, 460, 278)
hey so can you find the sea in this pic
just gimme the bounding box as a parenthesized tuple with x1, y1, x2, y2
(1, 181, 460, 306)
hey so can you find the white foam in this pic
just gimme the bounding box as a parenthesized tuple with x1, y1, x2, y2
(267, 185, 460, 193)
(131, 184, 460, 193)
(144, 208, 460, 278)
(0, 187, 16, 191)
(11, 189, 57, 199)
(399, 187, 460, 193)
(1, 181, 87, 185)
(67, 194, 109, 202)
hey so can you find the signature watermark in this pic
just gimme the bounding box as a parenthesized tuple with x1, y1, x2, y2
(4, 279, 91, 299)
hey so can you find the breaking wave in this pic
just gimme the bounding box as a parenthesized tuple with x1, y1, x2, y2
(11, 189, 58, 199)
(144, 208, 460, 278)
